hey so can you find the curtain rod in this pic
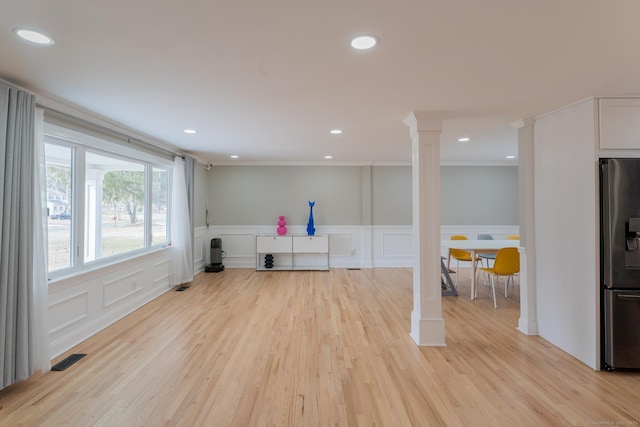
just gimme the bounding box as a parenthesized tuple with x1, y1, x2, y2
(36, 103, 185, 160)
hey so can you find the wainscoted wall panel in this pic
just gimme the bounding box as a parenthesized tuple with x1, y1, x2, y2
(48, 291, 89, 342)
(203, 224, 519, 269)
(48, 249, 173, 358)
(441, 225, 519, 242)
(220, 234, 256, 257)
(382, 233, 413, 257)
(205, 226, 367, 269)
(194, 226, 207, 273)
(220, 232, 257, 269)
(329, 234, 352, 257)
(373, 226, 413, 267)
(153, 259, 171, 288)
(153, 273, 171, 289)
(103, 269, 144, 308)
(194, 234, 204, 267)
(196, 223, 515, 273)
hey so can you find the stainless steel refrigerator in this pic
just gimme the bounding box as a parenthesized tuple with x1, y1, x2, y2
(600, 158, 640, 370)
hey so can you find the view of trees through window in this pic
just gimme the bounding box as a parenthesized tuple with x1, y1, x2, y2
(88, 152, 146, 260)
(152, 167, 168, 245)
(103, 171, 145, 225)
(45, 143, 72, 271)
(45, 138, 170, 274)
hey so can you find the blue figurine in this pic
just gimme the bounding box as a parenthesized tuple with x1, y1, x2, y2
(307, 201, 316, 236)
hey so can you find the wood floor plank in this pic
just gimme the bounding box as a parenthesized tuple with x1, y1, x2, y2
(1, 267, 639, 426)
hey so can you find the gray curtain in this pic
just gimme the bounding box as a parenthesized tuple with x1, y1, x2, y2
(0, 82, 41, 387)
(184, 154, 195, 275)
(184, 155, 195, 233)
(171, 157, 194, 284)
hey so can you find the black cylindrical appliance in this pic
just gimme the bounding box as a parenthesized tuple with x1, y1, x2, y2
(211, 238, 222, 264)
(205, 238, 225, 272)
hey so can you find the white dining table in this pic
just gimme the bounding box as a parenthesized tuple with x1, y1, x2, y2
(440, 239, 520, 300)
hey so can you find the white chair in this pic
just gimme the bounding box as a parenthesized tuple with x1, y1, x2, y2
(477, 233, 496, 268)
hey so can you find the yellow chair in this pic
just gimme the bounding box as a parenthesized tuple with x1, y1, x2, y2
(506, 235, 520, 282)
(447, 235, 481, 287)
(478, 247, 520, 308)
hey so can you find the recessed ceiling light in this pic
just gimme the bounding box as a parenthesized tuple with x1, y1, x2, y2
(13, 28, 54, 45)
(184, 129, 197, 134)
(506, 155, 516, 159)
(330, 129, 343, 135)
(350, 35, 378, 50)
(230, 155, 239, 159)
(324, 155, 333, 159)
(458, 137, 470, 143)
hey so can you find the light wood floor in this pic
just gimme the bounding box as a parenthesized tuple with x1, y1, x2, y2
(1, 267, 639, 426)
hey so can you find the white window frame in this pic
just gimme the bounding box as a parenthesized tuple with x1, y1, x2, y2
(45, 123, 173, 280)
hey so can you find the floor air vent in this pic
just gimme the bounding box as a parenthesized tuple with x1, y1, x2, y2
(175, 285, 189, 292)
(51, 353, 86, 371)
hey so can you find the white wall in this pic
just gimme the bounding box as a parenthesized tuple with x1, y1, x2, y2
(533, 98, 599, 369)
(203, 165, 519, 227)
(193, 163, 208, 228)
(207, 166, 363, 226)
(371, 166, 413, 225)
(441, 166, 519, 225)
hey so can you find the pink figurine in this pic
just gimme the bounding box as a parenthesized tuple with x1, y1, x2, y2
(277, 215, 287, 235)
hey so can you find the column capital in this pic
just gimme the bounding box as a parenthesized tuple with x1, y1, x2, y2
(511, 118, 535, 129)
(404, 112, 443, 135)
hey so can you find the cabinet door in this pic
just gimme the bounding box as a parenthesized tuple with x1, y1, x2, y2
(599, 98, 640, 149)
(293, 236, 328, 253)
(257, 236, 292, 253)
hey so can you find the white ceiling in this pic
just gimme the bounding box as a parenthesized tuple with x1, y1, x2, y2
(2, 0, 640, 165)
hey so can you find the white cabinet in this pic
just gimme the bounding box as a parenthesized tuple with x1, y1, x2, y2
(256, 236, 292, 253)
(256, 235, 329, 271)
(293, 236, 329, 253)
(599, 98, 640, 149)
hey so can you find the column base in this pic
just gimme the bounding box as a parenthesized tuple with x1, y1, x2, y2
(410, 310, 446, 346)
(517, 318, 539, 335)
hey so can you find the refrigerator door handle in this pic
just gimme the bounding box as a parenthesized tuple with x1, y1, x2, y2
(616, 294, 640, 301)
(600, 160, 613, 286)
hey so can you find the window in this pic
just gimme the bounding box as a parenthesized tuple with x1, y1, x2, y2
(44, 125, 172, 276)
(86, 152, 146, 261)
(45, 143, 73, 271)
(151, 167, 169, 246)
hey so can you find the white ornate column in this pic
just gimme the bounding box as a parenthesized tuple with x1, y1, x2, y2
(512, 118, 538, 335)
(404, 112, 445, 346)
